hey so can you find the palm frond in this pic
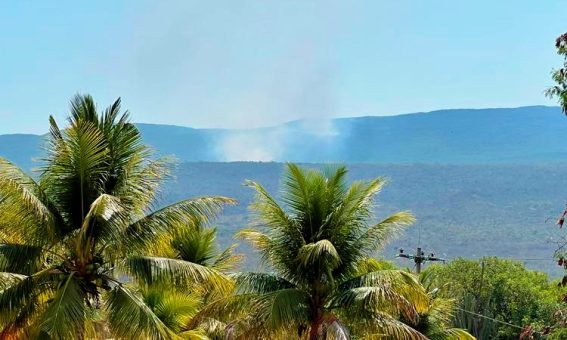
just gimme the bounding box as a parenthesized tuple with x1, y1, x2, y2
(235, 229, 272, 252)
(126, 256, 233, 293)
(246, 180, 298, 233)
(49, 115, 64, 141)
(256, 288, 311, 330)
(82, 193, 123, 226)
(172, 226, 218, 266)
(178, 329, 209, 340)
(69, 93, 98, 124)
(428, 328, 476, 340)
(0, 268, 57, 326)
(353, 258, 396, 276)
(0, 275, 38, 314)
(0, 272, 27, 289)
(186, 294, 257, 330)
(0, 243, 43, 275)
(339, 177, 387, 221)
(42, 118, 109, 230)
(76, 194, 124, 255)
(105, 285, 178, 339)
(111, 157, 169, 217)
(142, 287, 201, 333)
(39, 273, 88, 339)
(280, 163, 314, 217)
(0, 158, 58, 244)
(332, 285, 420, 322)
(356, 211, 415, 254)
(124, 197, 235, 252)
(426, 297, 458, 329)
(298, 239, 341, 269)
(355, 313, 428, 340)
(233, 272, 296, 294)
(186, 317, 228, 339)
(211, 243, 242, 272)
(339, 270, 429, 314)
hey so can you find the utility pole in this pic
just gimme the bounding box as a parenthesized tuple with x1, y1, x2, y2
(397, 247, 445, 274)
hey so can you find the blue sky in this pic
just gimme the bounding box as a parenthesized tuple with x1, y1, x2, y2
(0, 1, 564, 134)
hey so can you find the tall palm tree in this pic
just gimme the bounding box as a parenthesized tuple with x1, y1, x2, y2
(0, 94, 233, 339)
(197, 164, 430, 339)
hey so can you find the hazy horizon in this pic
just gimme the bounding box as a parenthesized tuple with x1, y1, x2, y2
(0, 104, 560, 136)
(0, 1, 565, 134)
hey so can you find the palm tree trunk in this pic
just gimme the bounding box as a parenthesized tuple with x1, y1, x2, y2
(0, 325, 18, 340)
(309, 313, 350, 340)
(309, 312, 324, 340)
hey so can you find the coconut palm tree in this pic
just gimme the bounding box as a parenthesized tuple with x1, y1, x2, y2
(412, 297, 475, 340)
(169, 221, 241, 275)
(0, 94, 233, 339)
(407, 272, 475, 340)
(196, 164, 431, 339)
(141, 221, 242, 338)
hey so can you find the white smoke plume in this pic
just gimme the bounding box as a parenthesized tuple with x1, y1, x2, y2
(215, 44, 339, 161)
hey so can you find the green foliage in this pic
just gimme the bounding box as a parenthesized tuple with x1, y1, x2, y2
(424, 257, 565, 339)
(547, 327, 567, 340)
(191, 163, 471, 339)
(161, 161, 566, 277)
(136, 219, 242, 338)
(3, 94, 561, 339)
(0, 94, 232, 339)
(546, 33, 567, 113)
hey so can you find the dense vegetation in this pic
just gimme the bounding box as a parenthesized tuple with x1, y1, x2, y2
(0, 95, 236, 338)
(160, 161, 565, 276)
(423, 258, 566, 339)
(1, 94, 566, 339)
(0, 95, 475, 339)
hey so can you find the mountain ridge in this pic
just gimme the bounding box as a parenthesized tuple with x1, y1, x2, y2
(1, 106, 566, 168)
(5, 105, 560, 136)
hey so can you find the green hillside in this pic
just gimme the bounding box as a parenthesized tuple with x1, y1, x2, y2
(135, 106, 567, 163)
(162, 161, 566, 276)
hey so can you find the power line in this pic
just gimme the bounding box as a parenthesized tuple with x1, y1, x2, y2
(437, 256, 557, 262)
(513, 258, 556, 261)
(456, 307, 524, 330)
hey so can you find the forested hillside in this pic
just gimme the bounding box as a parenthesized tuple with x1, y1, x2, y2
(161, 161, 566, 275)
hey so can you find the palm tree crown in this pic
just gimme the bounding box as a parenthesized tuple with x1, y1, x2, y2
(0, 94, 232, 339)
(202, 164, 430, 339)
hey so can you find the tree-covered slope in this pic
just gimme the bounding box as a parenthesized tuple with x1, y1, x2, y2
(160, 162, 566, 276)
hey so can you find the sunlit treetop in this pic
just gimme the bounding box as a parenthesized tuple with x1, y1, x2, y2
(547, 32, 567, 114)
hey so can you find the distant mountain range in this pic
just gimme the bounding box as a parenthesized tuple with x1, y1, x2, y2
(2, 106, 567, 169)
